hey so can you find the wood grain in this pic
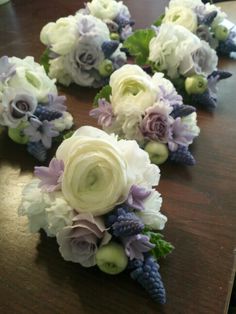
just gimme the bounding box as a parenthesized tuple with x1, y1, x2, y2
(0, 1, 236, 314)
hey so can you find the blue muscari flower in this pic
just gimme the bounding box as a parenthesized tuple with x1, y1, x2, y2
(27, 141, 47, 162)
(34, 104, 63, 122)
(106, 206, 144, 237)
(129, 255, 166, 304)
(169, 145, 196, 166)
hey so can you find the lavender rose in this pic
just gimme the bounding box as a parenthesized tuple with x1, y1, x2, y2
(140, 102, 173, 142)
(57, 213, 111, 267)
(64, 35, 104, 87)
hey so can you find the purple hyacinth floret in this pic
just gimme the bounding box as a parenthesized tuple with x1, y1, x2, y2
(123, 234, 155, 261)
(170, 104, 196, 119)
(106, 207, 144, 237)
(0, 56, 16, 82)
(27, 141, 47, 162)
(47, 93, 67, 112)
(191, 90, 217, 109)
(90, 98, 114, 127)
(126, 185, 151, 211)
(34, 104, 63, 121)
(169, 145, 196, 166)
(24, 117, 59, 149)
(34, 158, 64, 192)
(217, 31, 236, 56)
(129, 255, 166, 304)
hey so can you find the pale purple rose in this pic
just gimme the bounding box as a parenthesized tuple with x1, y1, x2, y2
(122, 234, 154, 261)
(57, 213, 111, 267)
(140, 103, 173, 143)
(34, 158, 64, 192)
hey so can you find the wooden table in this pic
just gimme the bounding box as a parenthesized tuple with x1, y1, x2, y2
(0, 1, 235, 313)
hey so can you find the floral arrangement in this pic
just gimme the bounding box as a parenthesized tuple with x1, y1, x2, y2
(19, 126, 173, 304)
(158, 0, 236, 57)
(40, 12, 127, 88)
(123, 23, 232, 109)
(90, 64, 200, 166)
(78, 0, 134, 42)
(0, 56, 73, 161)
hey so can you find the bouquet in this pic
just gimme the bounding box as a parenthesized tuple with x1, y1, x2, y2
(157, 0, 236, 57)
(90, 64, 200, 166)
(123, 23, 232, 109)
(0, 56, 73, 161)
(40, 13, 127, 88)
(78, 0, 134, 42)
(19, 126, 173, 304)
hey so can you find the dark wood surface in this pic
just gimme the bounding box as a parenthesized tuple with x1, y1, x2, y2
(0, 1, 236, 313)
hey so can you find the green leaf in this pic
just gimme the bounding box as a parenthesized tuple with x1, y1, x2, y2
(153, 14, 165, 27)
(123, 29, 156, 65)
(144, 230, 174, 259)
(93, 85, 112, 107)
(40, 48, 50, 74)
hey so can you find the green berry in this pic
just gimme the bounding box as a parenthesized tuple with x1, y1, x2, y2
(214, 25, 229, 41)
(96, 242, 128, 275)
(144, 141, 169, 165)
(185, 75, 208, 95)
(98, 59, 114, 77)
(8, 121, 29, 144)
(110, 33, 120, 41)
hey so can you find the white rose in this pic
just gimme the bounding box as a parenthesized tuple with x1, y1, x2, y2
(149, 24, 201, 79)
(169, 0, 203, 10)
(163, 6, 198, 33)
(109, 64, 158, 115)
(181, 112, 200, 139)
(7, 57, 57, 102)
(52, 112, 74, 132)
(40, 16, 78, 55)
(18, 179, 51, 234)
(46, 192, 74, 236)
(49, 57, 73, 86)
(136, 190, 167, 230)
(56, 126, 129, 216)
(87, 0, 123, 21)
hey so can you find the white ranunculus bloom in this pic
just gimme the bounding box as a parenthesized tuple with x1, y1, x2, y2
(46, 192, 74, 236)
(181, 112, 200, 139)
(56, 126, 129, 216)
(149, 24, 201, 79)
(136, 190, 167, 230)
(18, 179, 52, 234)
(56, 126, 160, 215)
(7, 57, 57, 102)
(169, 0, 203, 10)
(40, 16, 78, 55)
(163, 6, 198, 33)
(109, 64, 158, 115)
(87, 0, 123, 21)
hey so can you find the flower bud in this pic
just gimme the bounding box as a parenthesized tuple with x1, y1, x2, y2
(96, 242, 128, 275)
(185, 75, 208, 95)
